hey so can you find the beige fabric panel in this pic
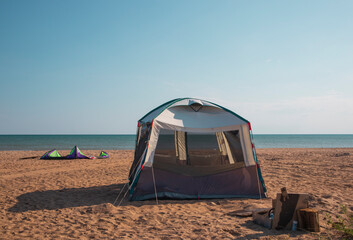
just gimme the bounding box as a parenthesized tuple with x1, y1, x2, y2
(240, 124, 255, 166)
(156, 106, 247, 129)
(175, 131, 187, 161)
(216, 132, 227, 156)
(221, 132, 235, 164)
(153, 120, 245, 133)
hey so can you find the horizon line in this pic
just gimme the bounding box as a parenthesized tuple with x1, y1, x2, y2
(1, 133, 353, 135)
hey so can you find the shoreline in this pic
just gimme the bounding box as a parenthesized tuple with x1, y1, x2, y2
(2, 135, 353, 151)
(1, 147, 353, 152)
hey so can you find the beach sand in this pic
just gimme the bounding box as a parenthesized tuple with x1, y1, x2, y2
(0, 148, 352, 239)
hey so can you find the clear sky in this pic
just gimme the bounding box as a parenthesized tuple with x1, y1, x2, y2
(1, 0, 353, 134)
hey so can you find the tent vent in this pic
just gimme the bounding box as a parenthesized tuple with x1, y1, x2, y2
(189, 103, 203, 112)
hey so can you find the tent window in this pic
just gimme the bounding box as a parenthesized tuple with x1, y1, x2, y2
(187, 133, 226, 166)
(154, 129, 244, 167)
(154, 129, 177, 165)
(175, 131, 188, 165)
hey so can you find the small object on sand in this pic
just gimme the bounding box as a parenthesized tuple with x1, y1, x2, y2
(280, 187, 289, 202)
(297, 208, 320, 232)
(228, 209, 253, 217)
(272, 192, 309, 230)
(253, 208, 274, 229)
(291, 220, 298, 231)
(66, 146, 90, 159)
(40, 149, 63, 159)
(97, 151, 109, 159)
(228, 208, 271, 217)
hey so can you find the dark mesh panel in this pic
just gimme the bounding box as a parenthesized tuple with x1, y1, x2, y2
(132, 165, 265, 200)
(153, 130, 248, 168)
(129, 123, 151, 183)
(154, 129, 177, 165)
(187, 133, 226, 166)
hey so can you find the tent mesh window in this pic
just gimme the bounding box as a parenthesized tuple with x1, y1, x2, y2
(154, 129, 178, 165)
(154, 129, 245, 167)
(187, 132, 225, 166)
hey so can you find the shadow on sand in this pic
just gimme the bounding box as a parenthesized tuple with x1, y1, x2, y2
(8, 186, 310, 238)
(8, 184, 126, 212)
(8, 183, 224, 213)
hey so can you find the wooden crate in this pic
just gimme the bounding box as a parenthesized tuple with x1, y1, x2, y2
(297, 208, 320, 232)
(272, 193, 309, 230)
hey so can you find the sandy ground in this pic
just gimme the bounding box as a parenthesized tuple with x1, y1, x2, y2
(0, 148, 352, 239)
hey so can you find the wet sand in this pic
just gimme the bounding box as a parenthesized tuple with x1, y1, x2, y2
(0, 148, 352, 239)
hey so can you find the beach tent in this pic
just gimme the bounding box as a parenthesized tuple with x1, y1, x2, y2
(66, 146, 89, 159)
(128, 98, 267, 201)
(98, 151, 109, 159)
(40, 149, 62, 159)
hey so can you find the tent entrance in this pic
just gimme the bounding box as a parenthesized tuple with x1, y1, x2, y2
(154, 129, 245, 174)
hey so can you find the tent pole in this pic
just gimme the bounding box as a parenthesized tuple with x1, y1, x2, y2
(255, 161, 263, 200)
(113, 149, 146, 206)
(250, 128, 263, 200)
(113, 183, 128, 206)
(151, 165, 159, 205)
(117, 168, 145, 206)
(117, 184, 133, 206)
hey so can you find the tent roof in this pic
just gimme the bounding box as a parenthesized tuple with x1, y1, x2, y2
(139, 98, 249, 129)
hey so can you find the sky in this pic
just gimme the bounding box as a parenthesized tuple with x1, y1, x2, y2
(1, 0, 353, 134)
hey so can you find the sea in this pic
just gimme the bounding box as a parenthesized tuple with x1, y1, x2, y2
(0, 134, 353, 151)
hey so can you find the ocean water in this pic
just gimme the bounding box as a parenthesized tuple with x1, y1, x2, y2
(0, 134, 352, 151)
(0, 135, 135, 151)
(253, 134, 353, 148)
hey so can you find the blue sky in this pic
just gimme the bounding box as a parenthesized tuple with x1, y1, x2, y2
(1, 0, 352, 134)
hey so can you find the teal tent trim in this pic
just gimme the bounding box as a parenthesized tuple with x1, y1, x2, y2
(249, 131, 267, 194)
(139, 97, 250, 124)
(201, 99, 250, 124)
(138, 98, 186, 123)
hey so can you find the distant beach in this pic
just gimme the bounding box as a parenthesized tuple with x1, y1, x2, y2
(0, 134, 353, 151)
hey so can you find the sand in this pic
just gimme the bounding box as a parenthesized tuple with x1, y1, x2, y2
(0, 148, 352, 239)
